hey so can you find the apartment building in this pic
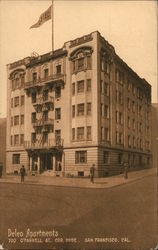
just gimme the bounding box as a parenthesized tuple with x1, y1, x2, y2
(6, 31, 152, 177)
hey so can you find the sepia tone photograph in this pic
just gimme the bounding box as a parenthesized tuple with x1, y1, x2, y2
(0, 1, 157, 249)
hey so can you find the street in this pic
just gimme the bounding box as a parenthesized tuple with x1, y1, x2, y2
(0, 174, 157, 250)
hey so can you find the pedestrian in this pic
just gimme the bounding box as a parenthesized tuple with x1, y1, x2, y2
(0, 165, 3, 178)
(90, 164, 95, 183)
(124, 162, 128, 179)
(20, 165, 26, 183)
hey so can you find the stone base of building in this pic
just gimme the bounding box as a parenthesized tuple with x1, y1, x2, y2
(6, 147, 152, 178)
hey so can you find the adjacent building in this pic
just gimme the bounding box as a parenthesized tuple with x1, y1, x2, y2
(0, 118, 6, 175)
(6, 31, 152, 177)
(151, 103, 158, 169)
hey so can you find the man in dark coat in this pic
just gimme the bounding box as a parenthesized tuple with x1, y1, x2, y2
(20, 165, 26, 183)
(90, 164, 95, 183)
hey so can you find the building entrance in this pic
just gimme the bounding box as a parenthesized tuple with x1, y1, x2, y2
(40, 153, 52, 173)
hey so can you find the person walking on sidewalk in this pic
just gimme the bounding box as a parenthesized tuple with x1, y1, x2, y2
(124, 162, 128, 179)
(90, 164, 95, 183)
(20, 165, 26, 183)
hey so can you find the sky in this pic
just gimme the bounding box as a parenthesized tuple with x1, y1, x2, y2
(0, 0, 157, 118)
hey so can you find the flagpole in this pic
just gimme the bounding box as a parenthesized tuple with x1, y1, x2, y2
(52, 0, 54, 52)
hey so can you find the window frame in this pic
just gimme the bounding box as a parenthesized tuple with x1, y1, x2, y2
(75, 151, 87, 164)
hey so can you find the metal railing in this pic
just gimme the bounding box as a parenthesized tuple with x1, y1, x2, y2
(24, 138, 63, 150)
(33, 118, 54, 127)
(33, 95, 54, 105)
(25, 74, 65, 88)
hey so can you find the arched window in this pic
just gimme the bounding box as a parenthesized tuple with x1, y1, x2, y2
(70, 46, 93, 73)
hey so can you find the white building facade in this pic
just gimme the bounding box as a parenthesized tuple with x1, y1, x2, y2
(6, 31, 152, 177)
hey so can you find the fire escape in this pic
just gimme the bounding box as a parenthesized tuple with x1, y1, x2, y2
(24, 73, 65, 151)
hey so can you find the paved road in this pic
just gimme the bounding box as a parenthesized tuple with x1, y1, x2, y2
(0, 174, 157, 250)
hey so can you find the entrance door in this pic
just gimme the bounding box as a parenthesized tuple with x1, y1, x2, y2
(40, 153, 52, 172)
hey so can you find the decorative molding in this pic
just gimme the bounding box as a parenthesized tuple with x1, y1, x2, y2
(70, 46, 93, 61)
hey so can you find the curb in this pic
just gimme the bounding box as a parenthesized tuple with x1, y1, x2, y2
(0, 171, 156, 189)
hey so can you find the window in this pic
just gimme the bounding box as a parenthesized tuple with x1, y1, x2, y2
(31, 112, 36, 123)
(101, 127, 104, 141)
(77, 58, 84, 70)
(55, 108, 61, 120)
(104, 105, 109, 119)
(119, 92, 123, 105)
(101, 104, 103, 117)
(86, 79, 91, 92)
(104, 151, 109, 164)
(11, 136, 13, 146)
(120, 133, 123, 144)
(116, 111, 118, 123)
(77, 104, 84, 116)
(118, 153, 123, 164)
(72, 128, 75, 141)
(12, 80, 14, 90)
(128, 117, 130, 129)
(44, 68, 49, 78)
(104, 62, 109, 74)
(21, 96, 25, 106)
(14, 96, 19, 107)
(140, 139, 142, 149)
(132, 85, 135, 95)
(11, 117, 13, 126)
(116, 132, 123, 145)
(87, 56, 91, 69)
(55, 130, 61, 145)
(43, 89, 48, 101)
(77, 127, 84, 140)
(20, 134, 24, 145)
(132, 101, 135, 112)
(21, 75, 25, 87)
(21, 115, 24, 125)
(127, 80, 131, 91)
(15, 78, 20, 89)
(56, 65, 61, 74)
(32, 92, 36, 103)
(127, 98, 130, 109)
(72, 105, 75, 118)
(55, 86, 61, 98)
(119, 112, 123, 124)
(133, 119, 135, 130)
(14, 115, 19, 126)
(104, 82, 109, 96)
(12, 154, 20, 164)
(115, 69, 124, 84)
(87, 126, 91, 140)
(87, 103, 91, 115)
(139, 122, 142, 133)
(43, 132, 48, 143)
(31, 133, 36, 143)
(133, 136, 136, 148)
(43, 111, 48, 121)
(128, 135, 131, 147)
(105, 128, 109, 142)
(100, 80, 103, 94)
(139, 156, 142, 165)
(14, 135, 19, 145)
(11, 98, 13, 108)
(75, 151, 87, 164)
(72, 83, 75, 95)
(77, 80, 84, 93)
(32, 72, 37, 83)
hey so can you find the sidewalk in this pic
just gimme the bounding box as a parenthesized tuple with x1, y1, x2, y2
(0, 167, 157, 189)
